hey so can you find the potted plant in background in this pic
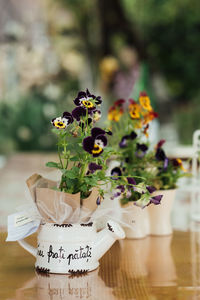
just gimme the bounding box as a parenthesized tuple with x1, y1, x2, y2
(146, 139, 188, 235)
(107, 92, 188, 237)
(107, 92, 163, 238)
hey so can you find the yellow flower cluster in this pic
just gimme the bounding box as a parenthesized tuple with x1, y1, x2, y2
(108, 92, 158, 137)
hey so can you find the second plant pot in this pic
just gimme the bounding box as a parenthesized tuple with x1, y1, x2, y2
(122, 202, 150, 239)
(148, 189, 176, 236)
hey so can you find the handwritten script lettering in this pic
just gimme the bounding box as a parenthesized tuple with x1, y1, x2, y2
(47, 245, 66, 263)
(67, 246, 92, 265)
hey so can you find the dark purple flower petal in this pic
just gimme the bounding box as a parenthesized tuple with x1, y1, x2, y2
(106, 130, 112, 136)
(86, 89, 91, 96)
(135, 143, 148, 158)
(78, 91, 87, 98)
(130, 131, 137, 140)
(146, 186, 156, 193)
(150, 195, 163, 205)
(136, 143, 148, 152)
(91, 127, 106, 138)
(96, 196, 101, 205)
(88, 163, 102, 173)
(72, 107, 86, 121)
(127, 177, 136, 186)
(83, 136, 95, 154)
(117, 185, 125, 193)
(155, 148, 166, 161)
(74, 98, 81, 106)
(95, 96, 102, 105)
(62, 112, 74, 124)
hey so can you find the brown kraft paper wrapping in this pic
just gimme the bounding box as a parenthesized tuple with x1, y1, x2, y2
(26, 174, 101, 223)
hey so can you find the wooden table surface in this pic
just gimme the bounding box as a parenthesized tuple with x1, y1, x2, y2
(1, 230, 200, 300)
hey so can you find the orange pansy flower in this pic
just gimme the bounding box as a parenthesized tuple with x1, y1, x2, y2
(139, 92, 152, 112)
(129, 102, 141, 119)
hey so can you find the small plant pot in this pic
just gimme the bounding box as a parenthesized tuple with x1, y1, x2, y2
(147, 189, 176, 236)
(122, 202, 150, 239)
(18, 220, 125, 274)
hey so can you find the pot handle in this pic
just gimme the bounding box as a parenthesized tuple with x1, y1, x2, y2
(18, 239, 37, 257)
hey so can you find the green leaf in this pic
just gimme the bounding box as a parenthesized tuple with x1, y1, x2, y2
(64, 166, 80, 179)
(46, 161, 60, 168)
(70, 156, 79, 161)
(65, 170, 77, 179)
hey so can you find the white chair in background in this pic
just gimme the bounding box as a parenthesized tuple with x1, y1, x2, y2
(191, 130, 200, 221)
(192, 129, 200, 181)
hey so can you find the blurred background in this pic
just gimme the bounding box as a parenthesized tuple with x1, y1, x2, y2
(0, 0, 200, 226)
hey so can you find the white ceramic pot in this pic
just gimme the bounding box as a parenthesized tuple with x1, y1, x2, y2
(148, 189, 176, 236)
(18, 220, 125, 274)
(122, 202, 150, 239)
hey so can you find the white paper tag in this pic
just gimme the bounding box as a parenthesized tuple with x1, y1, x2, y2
(6, 212, 40, 242)
(14, 214, 33, 227)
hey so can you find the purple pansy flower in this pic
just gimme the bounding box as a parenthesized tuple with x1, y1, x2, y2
(51, 112, 73, 129)
(74, 89, 102, 111)
(88, 162, 102, 173)
(146, 186, 156, 193)
(83, 127, 107, 157)
(119, 131, 137, 148)
(135, 143, 148, 158)
(119, 135, 130, 148)
(149, 194, 163, 205)
(117, 185, 125, 193)
(111, 185, 125, 200)
(111, 167, 122, 179)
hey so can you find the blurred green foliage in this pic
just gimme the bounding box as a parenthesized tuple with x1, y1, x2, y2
(0, 76, 79, 153)
(174, 96, 200, 144)
(122, 0, 200, 102)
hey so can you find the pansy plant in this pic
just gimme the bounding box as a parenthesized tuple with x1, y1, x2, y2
(107, 91, 164, 206)
(107, 92, 188, 203)
(47, 89, 156, 204)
